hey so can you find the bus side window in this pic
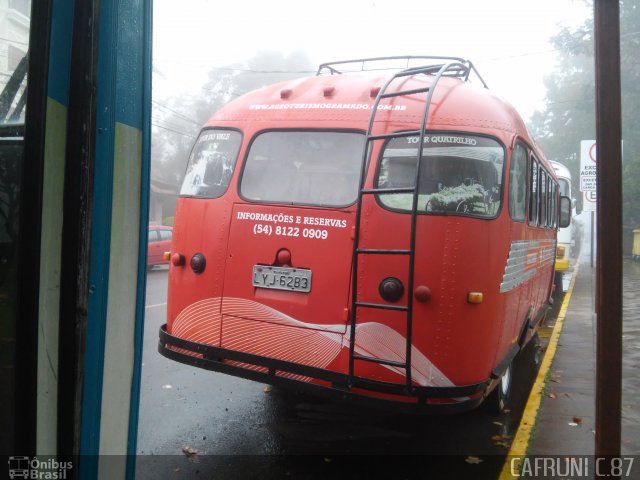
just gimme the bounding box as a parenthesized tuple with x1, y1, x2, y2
(528, 156, 539, 226)
(539, 168, 547, 227)
(180, 130, 242, 198)
(547, 179, 555, 228)
(552, 182, 558, 227)
(508, 143, 527, 221)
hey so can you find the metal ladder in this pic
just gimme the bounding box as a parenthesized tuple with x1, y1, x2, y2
(348, 60, 482, 390)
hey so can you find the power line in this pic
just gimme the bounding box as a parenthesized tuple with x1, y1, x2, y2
(152, 99, 202, 126)
(151, 122, 196, 138)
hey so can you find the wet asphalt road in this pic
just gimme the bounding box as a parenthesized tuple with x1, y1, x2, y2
(136, 266, 558, 480)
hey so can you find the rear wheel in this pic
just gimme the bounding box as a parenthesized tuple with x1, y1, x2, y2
(485, 364, 512, 414)
(554, 271, 568, 301)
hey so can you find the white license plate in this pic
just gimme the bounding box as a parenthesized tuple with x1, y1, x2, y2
(252, 265, 312, 293)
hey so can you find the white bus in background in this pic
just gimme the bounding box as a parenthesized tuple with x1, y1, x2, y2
(550, 161, 576, 293)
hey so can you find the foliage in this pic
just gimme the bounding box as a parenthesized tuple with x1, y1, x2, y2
(527, 0, 640, 226)
(622, 159, 640, 227)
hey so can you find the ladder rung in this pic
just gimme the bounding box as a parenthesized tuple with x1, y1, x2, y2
(354, 301, 408, 312)
(357, 248, 411, 255)
(352, 354, 407, 369)
(380, 87, 430, 99)
(361, 186, 415, 195)
(367, 130, 421, 141)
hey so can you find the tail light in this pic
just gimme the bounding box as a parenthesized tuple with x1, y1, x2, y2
(171, 253, 185, 266)
(379, 277, 404, 302)
(467, 292, 484, 304)
(190, 253, 206, 274)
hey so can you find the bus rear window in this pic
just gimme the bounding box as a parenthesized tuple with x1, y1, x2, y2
(240, 131, 365, 207)
(376, 134, 504, 217)
(180, 129, 242, 198)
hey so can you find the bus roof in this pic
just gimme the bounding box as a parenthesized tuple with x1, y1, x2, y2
(550, 160, 572, 180)
(212, 72, 522, 129)
(205, 62, 552, 172)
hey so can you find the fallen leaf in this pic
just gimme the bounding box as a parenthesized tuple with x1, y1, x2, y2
(465, 456, 483, 464)
(182, 446, 198, 456)
(548, 393, 557, 399)
(572, 416, 582, 425)
(491, 434, 512, 447)
(182, 446, 199, 463)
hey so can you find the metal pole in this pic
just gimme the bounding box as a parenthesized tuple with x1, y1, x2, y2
(594, 0, 622, 459)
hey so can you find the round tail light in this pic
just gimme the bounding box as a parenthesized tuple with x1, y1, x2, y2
(171, 253, 185, 266)
(379, 277, 404, 302)
(190, 253, 206, 274)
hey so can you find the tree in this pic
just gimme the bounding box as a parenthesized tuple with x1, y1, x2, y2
(528, 0, 640, 227)
(151, 50, 315, 187)
(527, 12, 596, 212)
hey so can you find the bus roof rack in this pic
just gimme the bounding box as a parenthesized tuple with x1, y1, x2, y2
(316, 55, 488, 88)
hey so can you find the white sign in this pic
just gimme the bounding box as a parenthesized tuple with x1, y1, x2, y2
(580, 176, 596, 191)
(580, 140, 597, 192)
(583, 190, 597, 212)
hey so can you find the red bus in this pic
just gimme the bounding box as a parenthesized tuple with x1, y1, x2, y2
(159, 56, 571, 413)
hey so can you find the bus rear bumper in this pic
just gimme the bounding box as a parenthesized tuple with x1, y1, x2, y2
(158, 324, 487, 414)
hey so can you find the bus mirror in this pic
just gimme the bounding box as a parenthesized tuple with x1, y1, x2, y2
(559, 196, 571, 228)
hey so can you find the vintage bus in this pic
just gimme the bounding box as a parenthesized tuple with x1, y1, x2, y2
(159, 56, 571, 413)
(550, 160, 575, 292)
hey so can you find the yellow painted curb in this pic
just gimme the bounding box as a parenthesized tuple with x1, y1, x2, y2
(499, 264, 580, 479)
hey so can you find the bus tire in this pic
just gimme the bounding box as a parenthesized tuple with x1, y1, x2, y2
(485, 363, 512, 414)
(554, 271, 565, 297)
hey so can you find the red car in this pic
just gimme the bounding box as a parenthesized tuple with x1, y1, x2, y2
(147, 225, 173, 269)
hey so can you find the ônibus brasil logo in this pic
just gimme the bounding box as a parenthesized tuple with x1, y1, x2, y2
(7, 457, 73, 479)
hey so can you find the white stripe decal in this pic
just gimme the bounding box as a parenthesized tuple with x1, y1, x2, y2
(171, 296, 454, 388)
(500, 239, 556, 293)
